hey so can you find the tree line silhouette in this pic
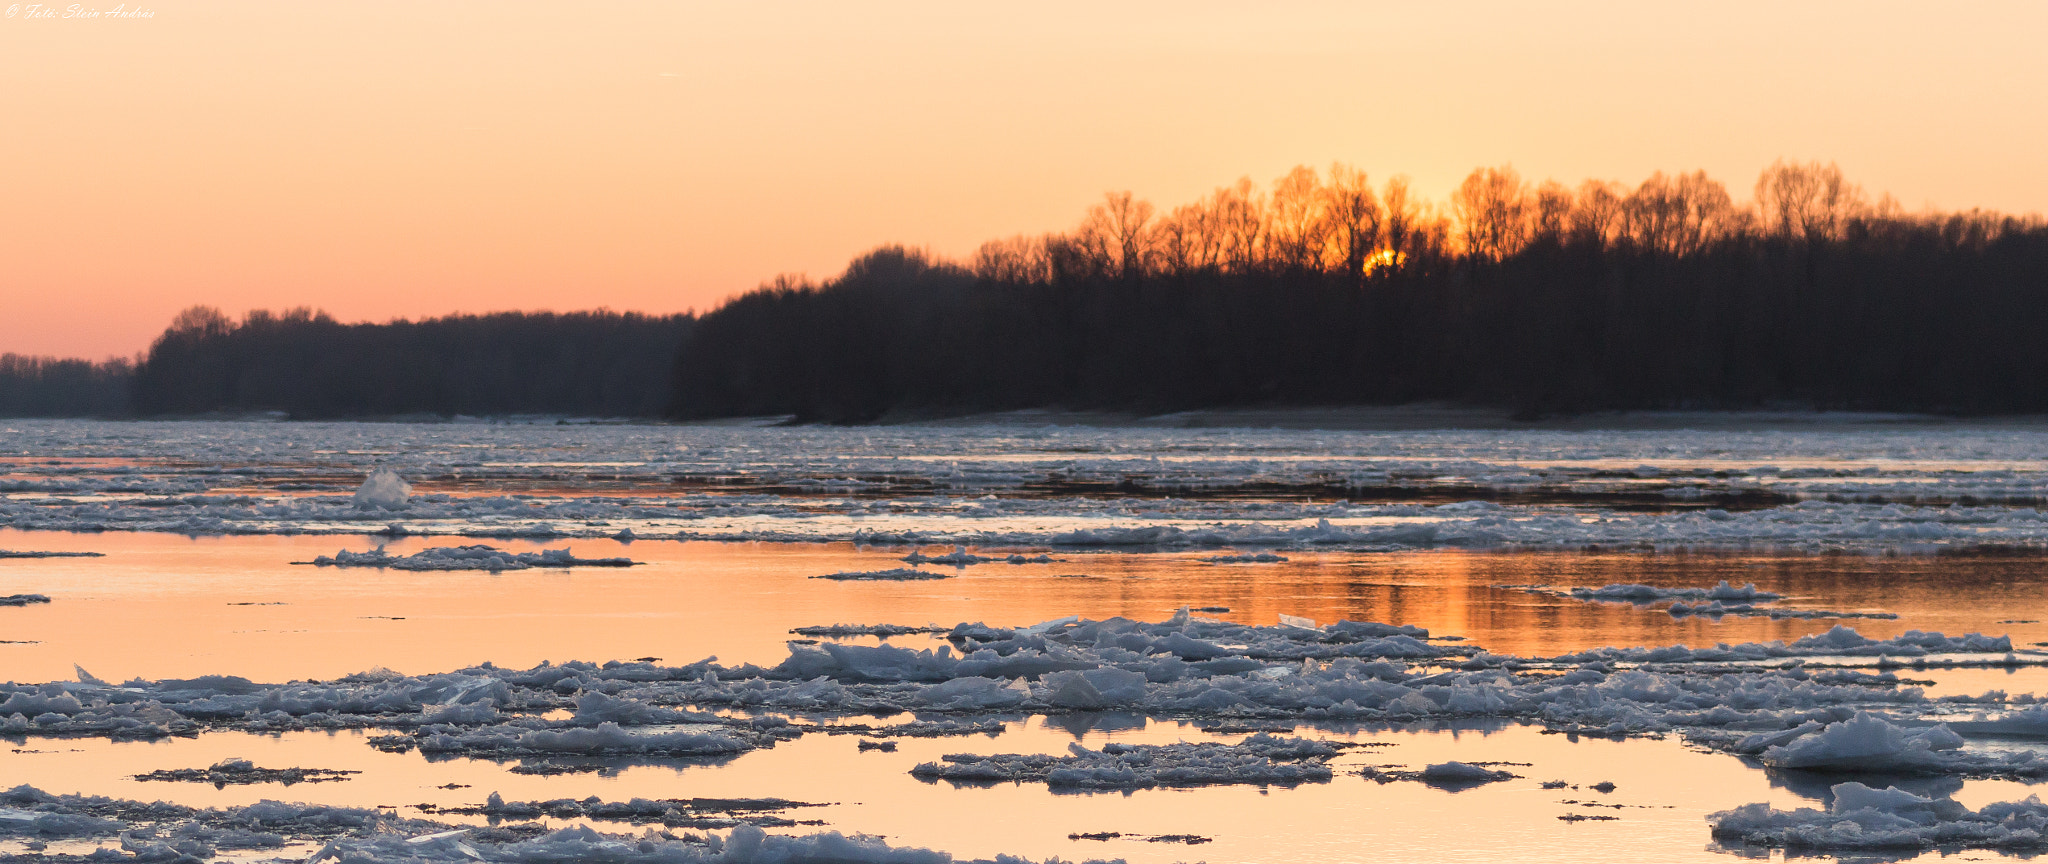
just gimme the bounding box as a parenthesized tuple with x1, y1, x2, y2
(674, 161, 2048, 421)
(123, 308, 693, 418)
(3, 160, 2045, 421)
(0, 354, 132, 417)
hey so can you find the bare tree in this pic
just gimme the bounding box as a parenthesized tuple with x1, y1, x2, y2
(1755, 159, 1865, 244)
(1570, 179, 1627, 248)
(1451, 165, 1531, 262)
(1379, 176, 1422, 273)
(1156, 202, 1222, 277)
(972, 235, 1052, 283)
(166, 306, 233, 339)
(1209, 178, 1267, 273)
(1266, 165, 1332, 272)
(1088, 191, 1159, 280)
(1623, 170, 1733, 256)
(1531, 180, 1574, 246)
(1323, 163, 1383, 282)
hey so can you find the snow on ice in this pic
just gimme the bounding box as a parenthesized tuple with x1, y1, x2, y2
(0, 785, 1119, 864)
(0, 605, 2041, 857)
(1711, 782, 2048, 852)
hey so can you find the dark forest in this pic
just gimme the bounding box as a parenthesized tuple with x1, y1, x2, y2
(126, 309, 692, 418)
(674, 161, 2048, 421)
(5, 161, 2045, 421)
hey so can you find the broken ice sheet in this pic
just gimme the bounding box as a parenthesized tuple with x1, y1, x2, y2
(1711, 780, 2048, 853)
(811, 568, 953, 581)
(133, 757, 357, 786)
(1360, 760, 1522, 789)
(911, 735, 1339, 791)
(300, 544, 638, 571)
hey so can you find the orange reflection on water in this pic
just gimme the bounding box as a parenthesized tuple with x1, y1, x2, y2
(1, 529, 2045, 863)
(1, 529, 2046, 683)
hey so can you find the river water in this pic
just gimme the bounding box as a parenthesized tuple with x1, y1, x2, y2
(3, 419, 2047, 863)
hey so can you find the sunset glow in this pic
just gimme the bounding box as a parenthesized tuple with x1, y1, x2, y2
(4, 1, 2045, 357)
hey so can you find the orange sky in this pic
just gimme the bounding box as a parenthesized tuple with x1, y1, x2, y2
(3, 1, 2044, 358)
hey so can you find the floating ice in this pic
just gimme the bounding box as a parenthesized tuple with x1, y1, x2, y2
(133, 757, 358, 786)
(912, 734, 1337, 789)
(303, 544, 638, 571)
(18, 420, 2048, 554)
(812, 568, 954, 581)
(1519, 580, 1901, 621)
(1751, 713, 2048, 777)
(417, 721, 759, 758)
(1943, 705, 2048, 738)
(790, 623, 949, 637)
(1666, 600, 1897, 620)
(1710, 781, 2048, 851)
(351, 469, 411, 510)
(416, 791, 825, 829)
(1420, 761, 1517, 784)
(900, 546, 995, 566)
(1514, 581, 1782, 604)
(0, 784, 1111, 864)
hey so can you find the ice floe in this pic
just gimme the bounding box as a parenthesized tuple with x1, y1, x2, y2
(18, 420, 2048, 553)
(416, 791, 825, 829)
(302, 544, 638, 571)
(0, 784, 1117, 864)
(1520, 581, 1786, 603)
(133, 757, 357, 786)
(811, 568, 953, 582)
(1741, 713, 2048, 777)
(1510, 581, 1898, 621)
(790, 624, 950, 637)
(911, 734, 1337, 789)
(0, 603, 2043, 859)
(0, 610, 2033, 785)
(894, 547, 1059, 566)
(1360, 760, 1522, 788)
(1711, 781, 2048, 852)
(352, 469, 411, 510)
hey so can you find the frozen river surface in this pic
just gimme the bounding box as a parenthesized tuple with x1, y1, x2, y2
(2, 420, 2048, 863)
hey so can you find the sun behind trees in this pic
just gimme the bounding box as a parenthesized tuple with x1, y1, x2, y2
(970, 159, 1899, 282)
(673, 160, 2048, 422)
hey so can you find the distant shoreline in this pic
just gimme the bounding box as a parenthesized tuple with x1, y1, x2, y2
(12, 404, 2048, 432)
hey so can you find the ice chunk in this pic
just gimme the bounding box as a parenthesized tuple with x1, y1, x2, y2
(351, 469, 411, 510)
(1945, 705, 2048, 738)
(900, 545, 995, 566)
(1759, 713, 1971, 773)
(1278, 613, 1318, 630)
(305, 544, 637, 572)
(812, 568, 953, 581)
(912, 734, 1337, 789)
(1709, 781, 2048, 852)
(1420, 761, 1517, 785)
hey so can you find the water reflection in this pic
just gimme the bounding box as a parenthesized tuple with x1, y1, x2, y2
(2, 529, 2046, 862)
(0, 529, 2042, 683)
